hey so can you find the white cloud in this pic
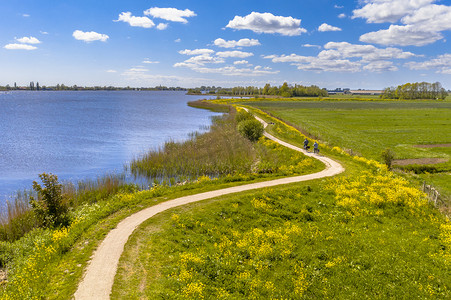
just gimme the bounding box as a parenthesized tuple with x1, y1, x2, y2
(73, 30, 109, 42)
(115, 12, 155, 28)
(176, 65, 278, 76)
(179, 49, 215, 55)
(40, 31, 49, 35)
(216, 51, 254, 58)
(106, 70, 117, 73)
(156, 23, 168, 30)
(335, 5, 344, 9)
(338, 13, 346, 18)
(302, 44, 321, 48)
(214, 38, 260, 48)
(22, 14, 30, 17)
(354, 1, 451, 46)
(352, 0, 433, 23)
(324, 41, 416, 61)
(296, 58, 361, 73)
(405, 54, 451, 74)
(363, 61, 398, 72)
(144, 7, 196, 23)
(264, 41, 415, 73)
(174, 38, 181, 43)
(318, 23, 342, 32)
(401, 4, 451, 32)
(175, 54, 225, 68)
(234, 60, 249, 65)
(16, 36, 41, 44)
(143, 60, 160, 64)
(359, 24, 443, 46)
(226, 12, 307, 36)
(4, 43, 37, 50)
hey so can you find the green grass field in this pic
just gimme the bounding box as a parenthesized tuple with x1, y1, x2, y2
(242, 99, 451, 195)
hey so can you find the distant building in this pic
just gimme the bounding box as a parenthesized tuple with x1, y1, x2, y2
(327, 88, 350, 94)
(348, 90, 383, 95)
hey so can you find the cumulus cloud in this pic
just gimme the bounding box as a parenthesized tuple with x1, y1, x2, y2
(401, 4, 451, 32)
(179, 49, 215, 55)
(359, 24, 443, 46)
(214, 38, 260, 48)
(156, 23, 168, 30)
(184, 54, 224, 65)
(175, 64, 278, 76)
(16, 36, 41, 44)
(4, 43, 37, 50)
(143, 60, 160, 64)
(216, 51, 254, 58)
(352, 0, 434, 23)
(264, 53, 361, 72)
(73, 30, 109, 42)
(144, 7, 196, 23)
(324, 41, 416, 61)
(115, 12, 155, 28)
(405, 54, 451, 74)
(318, 23, 342, 32)
(233, 60, 249, 65)
(363, 61, 398, 72)
(354, 1, 451, 46)
(226, 12, 307, 36)
(302, 44, 321, 48)
(174, 38, 181, 42)
(264, 41, 415, 72)
(338, 13, 346, 18)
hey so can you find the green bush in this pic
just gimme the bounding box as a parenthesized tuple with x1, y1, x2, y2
(235, 110, 255, 123)
(381, 148, 395, 169)
(29, 173, 70, 228)
(237, 119, 265, 142)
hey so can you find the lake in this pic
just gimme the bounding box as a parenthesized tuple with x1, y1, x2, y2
(0, 91, 220, 206)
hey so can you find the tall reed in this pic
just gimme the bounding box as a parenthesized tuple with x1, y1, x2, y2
(130, 111, 257, 180)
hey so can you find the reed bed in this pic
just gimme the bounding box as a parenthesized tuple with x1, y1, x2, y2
(130, 112, 257, 180)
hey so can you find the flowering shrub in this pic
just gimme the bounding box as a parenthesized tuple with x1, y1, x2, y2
(328, 170, 428, 213)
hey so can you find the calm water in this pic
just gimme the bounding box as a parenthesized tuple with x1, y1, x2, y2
(0, 91, 220, 205)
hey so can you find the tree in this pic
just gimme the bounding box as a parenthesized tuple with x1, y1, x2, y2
(29, 173, 70, 228)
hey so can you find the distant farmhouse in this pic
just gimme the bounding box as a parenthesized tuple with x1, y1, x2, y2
(327, 88, 383, 95)
(348, 89, 383, 95)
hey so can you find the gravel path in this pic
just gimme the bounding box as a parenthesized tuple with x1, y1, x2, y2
(74, 112, 344, 299)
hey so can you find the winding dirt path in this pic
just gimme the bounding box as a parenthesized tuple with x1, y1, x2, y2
(74, 112, 344, 299)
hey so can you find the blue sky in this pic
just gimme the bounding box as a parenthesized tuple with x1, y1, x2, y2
(1, 0, 450, 89)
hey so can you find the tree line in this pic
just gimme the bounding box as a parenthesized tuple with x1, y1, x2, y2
(380, 82, 448, 100)
(0, 83, 187, 91)
(188, 82, 329, 98)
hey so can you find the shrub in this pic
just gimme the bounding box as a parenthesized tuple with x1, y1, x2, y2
(29, 173, 70, 228)
(381, 148, 395, 169)
(237, 119, 264, 142)
(235, 110, 255, 123)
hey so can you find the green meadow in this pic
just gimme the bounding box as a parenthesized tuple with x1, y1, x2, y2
(241, 99, 451, 195)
